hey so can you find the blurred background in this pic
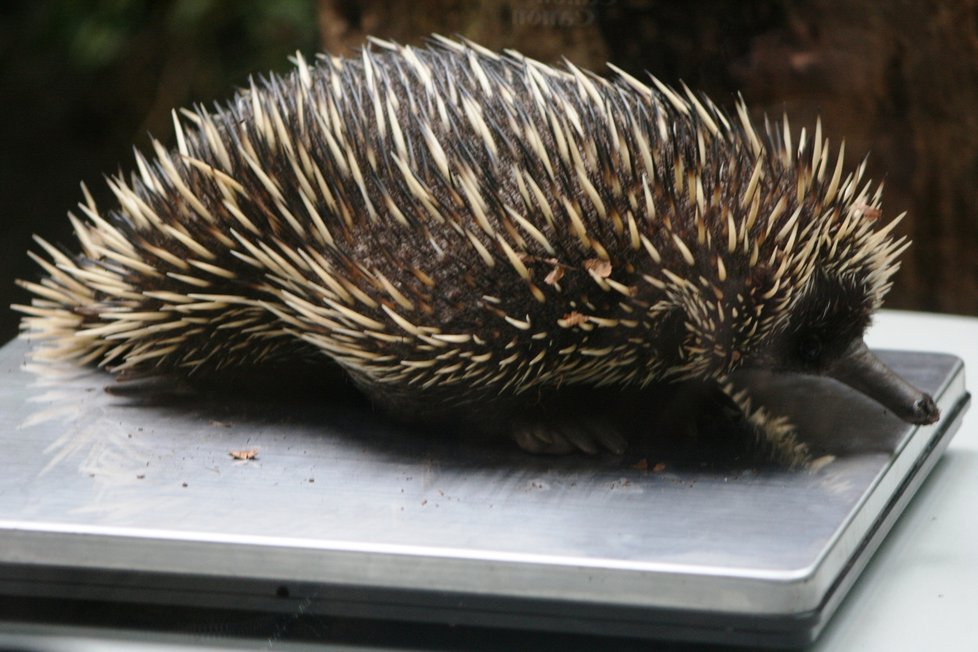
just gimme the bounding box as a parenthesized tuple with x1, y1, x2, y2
(2, 0, 977, 344)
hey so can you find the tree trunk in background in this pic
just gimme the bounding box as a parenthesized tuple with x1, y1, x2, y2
(315, 0, 609, 65)
(726, 0, 978, 314)
(317, 0, 978, 315)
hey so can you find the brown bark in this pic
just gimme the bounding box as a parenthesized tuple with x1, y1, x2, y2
(730, 1, 978, 313)
(316, 0, 608, 65)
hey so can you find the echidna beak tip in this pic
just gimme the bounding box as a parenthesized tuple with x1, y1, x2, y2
(911, 394, 940, 425)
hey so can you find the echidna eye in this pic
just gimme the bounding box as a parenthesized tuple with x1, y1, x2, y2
(797, 334, 823, 365)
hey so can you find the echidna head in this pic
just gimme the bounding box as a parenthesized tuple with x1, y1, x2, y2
(748, 271, 939, 425)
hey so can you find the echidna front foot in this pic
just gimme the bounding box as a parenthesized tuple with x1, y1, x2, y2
(513, 382, 764, 460)
(720, 382, 812, 468)
(618, 380, 811, 468)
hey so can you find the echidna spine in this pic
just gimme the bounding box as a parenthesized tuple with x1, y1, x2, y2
(15, 36, 913, 418)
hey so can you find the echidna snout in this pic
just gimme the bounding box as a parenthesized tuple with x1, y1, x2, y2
(736, 273, 939, 427)
(823, 339, 939, 425)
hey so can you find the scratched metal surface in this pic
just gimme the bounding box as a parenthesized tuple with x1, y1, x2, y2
(0, 337, 967, 623)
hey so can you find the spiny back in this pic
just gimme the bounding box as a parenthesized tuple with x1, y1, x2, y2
(17, 36, 906, 402)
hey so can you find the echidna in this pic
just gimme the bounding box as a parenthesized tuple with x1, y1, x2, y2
(14, 36, 938, 460)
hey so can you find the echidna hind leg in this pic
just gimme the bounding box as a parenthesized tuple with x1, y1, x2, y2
(511, 418, 628, 455)
(351, 378, 628, 455)
(506, 387, 630, 455)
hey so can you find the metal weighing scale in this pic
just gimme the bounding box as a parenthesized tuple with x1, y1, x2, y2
(0, 337, 969, 648)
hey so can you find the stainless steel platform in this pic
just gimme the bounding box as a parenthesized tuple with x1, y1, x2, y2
(0, 337, 969, 648)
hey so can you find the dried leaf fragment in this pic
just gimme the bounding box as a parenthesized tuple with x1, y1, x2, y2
(852, 203, 882, 220)
(230, 448, 259, 460)
(544, 265, 565, 285)
(558, 311, 587, 327)
(584, 258, 613, 278)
